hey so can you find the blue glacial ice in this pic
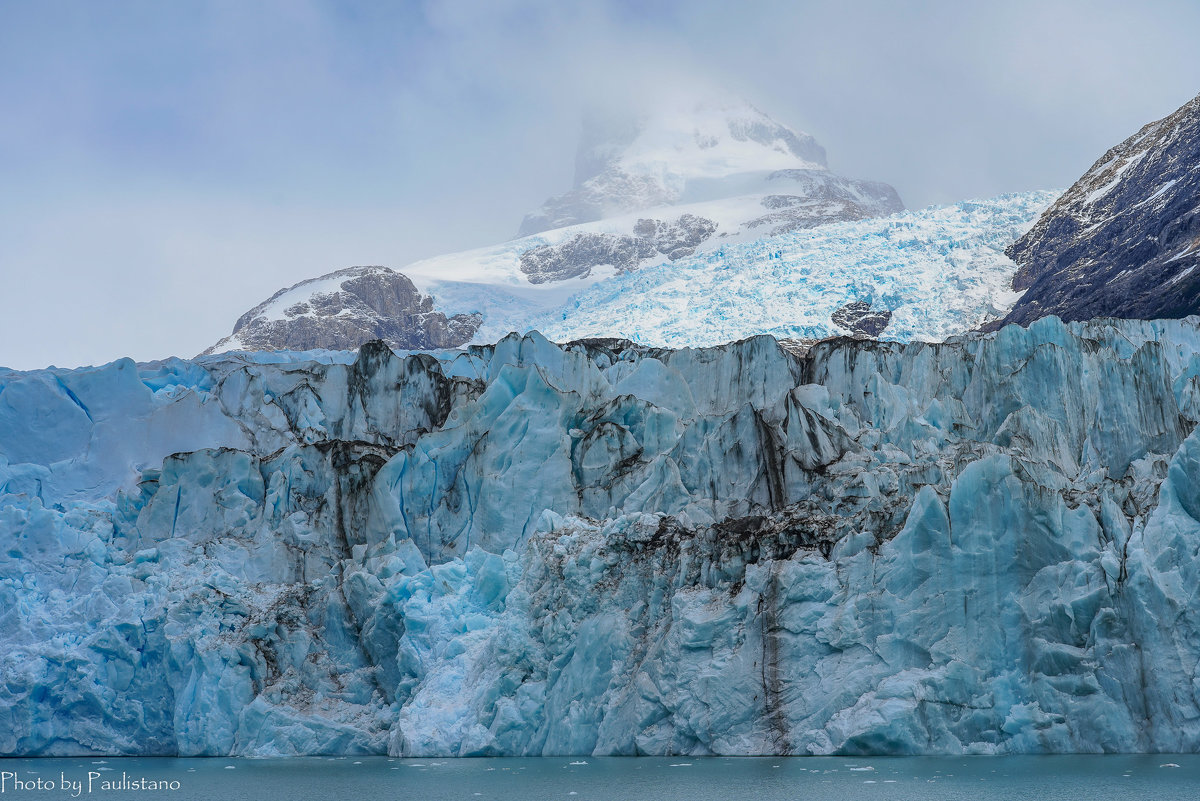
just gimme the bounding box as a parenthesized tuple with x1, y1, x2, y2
(4, 318, 1200, 755)
(524, 192, 1059, 347)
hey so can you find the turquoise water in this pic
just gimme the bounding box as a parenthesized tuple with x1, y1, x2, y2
(0, 756, 1197, 800)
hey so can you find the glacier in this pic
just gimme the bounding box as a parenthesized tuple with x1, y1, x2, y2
(528, 192, 1060, 347)
(5, 318, 1200, 755)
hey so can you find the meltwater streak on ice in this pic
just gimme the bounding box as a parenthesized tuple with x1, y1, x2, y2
(8, 319, 1200, 755)
(0, 756, 1198, 801)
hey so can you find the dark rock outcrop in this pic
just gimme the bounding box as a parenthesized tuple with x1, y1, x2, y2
(518, 214, 718, 283)
(999, 93, 1200, 326)
(204, 266, 480, 355)
(751, 170, 905, 235)
(830, 300, 892, 336)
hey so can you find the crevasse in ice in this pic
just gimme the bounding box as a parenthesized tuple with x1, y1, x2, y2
(4, 317, 1200, 755)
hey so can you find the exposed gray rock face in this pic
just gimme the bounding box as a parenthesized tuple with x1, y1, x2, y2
(518, 214, 719, 283)
(632, 214, 720, 259)
(750, 170, 905, 235)
(831, 300, 892, 336)
(519, 233, 655, 284)
(999, 93, 1200, 327)
(204, 266, 481, 354)
(520, 172, 675, 237)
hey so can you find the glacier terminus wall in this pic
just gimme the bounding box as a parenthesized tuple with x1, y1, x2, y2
(4, 319, 1200, 756)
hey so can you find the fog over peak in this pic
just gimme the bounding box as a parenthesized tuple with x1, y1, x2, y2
(519, 92, 838, 236)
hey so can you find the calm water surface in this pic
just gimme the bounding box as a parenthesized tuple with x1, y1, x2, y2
(1, 755, 1197, 800)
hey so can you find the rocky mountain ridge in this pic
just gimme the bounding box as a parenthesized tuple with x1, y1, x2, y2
(1000, 92, 1200, 326)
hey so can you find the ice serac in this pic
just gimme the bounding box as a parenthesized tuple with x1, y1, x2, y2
(7, 319, 1200, 755)
(1000, 92, 1200, 326)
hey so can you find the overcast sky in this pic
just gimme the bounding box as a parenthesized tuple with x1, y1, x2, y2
(3, 0, 1200, 370)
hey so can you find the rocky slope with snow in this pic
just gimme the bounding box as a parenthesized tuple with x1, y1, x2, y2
(206, 266, 482, 354)
(1001, 92, 1200, 326)
(7, 318, 1200, 755)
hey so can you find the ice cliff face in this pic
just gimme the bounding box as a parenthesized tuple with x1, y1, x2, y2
(9, 318, 1200, 756)
(1001, 92, 1200, 326)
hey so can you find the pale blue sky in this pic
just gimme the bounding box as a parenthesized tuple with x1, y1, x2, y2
(3, 0, 1200, 369)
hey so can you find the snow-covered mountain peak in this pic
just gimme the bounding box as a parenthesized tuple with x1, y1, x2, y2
(521, 95, 831, 235)
(207, 94, 912, 356)
(583, 96, 826, 181)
